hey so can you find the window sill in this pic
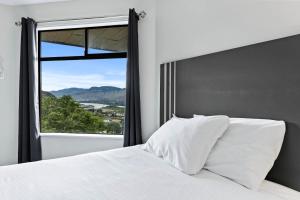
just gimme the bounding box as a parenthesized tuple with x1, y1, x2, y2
(40, 133, 124, 160)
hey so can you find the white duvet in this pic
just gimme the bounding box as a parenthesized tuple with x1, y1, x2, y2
(0, 146, 298, 200)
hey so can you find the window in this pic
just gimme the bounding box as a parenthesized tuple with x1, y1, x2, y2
(39, 25, 128, 135)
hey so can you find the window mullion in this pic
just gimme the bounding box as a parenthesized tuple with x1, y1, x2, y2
(84, 28, 88, 56)
(40, 53, 127, 62)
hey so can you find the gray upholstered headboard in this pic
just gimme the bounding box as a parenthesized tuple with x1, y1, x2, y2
(160, 34, 300, 191)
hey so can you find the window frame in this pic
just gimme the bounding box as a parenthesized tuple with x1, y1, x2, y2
(38, 24, 128, 61)
(38, 24, 128, 134)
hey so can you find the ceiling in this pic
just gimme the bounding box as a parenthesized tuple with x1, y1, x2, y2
(0, 0, 73, 6)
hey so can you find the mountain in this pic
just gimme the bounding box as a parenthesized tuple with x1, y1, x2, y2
(42, 91, 56, 98)
(50, 88, 87, 96)
(49, 86, 126, 106)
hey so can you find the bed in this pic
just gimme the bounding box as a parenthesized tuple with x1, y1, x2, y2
(2, 32, 300, 200)
(0, 146, 299, 200)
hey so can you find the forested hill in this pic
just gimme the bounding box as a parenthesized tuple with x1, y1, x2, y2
(49, 86, 126, 106)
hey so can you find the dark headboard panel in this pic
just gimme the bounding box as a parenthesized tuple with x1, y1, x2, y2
(160, 35, 300, 191)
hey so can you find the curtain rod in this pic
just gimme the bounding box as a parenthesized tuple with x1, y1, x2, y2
(15, 10, 146, 26)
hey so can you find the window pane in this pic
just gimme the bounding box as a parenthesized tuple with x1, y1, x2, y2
(40, 29, 85, 57)
(88, 26, 128, 54)
(41, 59, 126, 135)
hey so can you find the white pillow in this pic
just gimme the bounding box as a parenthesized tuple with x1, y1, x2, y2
(194, 115, 286, 190)
(143, 115, 229, 175)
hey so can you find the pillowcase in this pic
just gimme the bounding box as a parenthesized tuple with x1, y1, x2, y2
(194, 115, 286, 190)
(143, 115, 229, 175)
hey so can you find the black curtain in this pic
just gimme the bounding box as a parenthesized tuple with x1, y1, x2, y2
(124, 9, 142, 147)
(18, 17, 42, 163)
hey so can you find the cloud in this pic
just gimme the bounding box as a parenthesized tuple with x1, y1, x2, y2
(42, 73, 125, 91)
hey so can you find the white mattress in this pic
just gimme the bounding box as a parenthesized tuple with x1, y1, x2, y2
(0, 146, 299, 200)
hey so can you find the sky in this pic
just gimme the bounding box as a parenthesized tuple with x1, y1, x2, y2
(41, 42, 127, 92)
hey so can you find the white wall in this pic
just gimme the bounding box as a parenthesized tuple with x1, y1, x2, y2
(41, 134, 123, 159)
(3, 0, 300, 164)
(0, 5, 20, 165)
(156, 0, 300, 63)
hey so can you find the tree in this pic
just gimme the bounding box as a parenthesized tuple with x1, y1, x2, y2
(106, 122, 122, 135)
(41, 95, 105, 133)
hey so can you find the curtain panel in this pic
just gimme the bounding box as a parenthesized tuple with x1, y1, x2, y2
(18, 17, 42, 163)
(124, 9, 142, 147)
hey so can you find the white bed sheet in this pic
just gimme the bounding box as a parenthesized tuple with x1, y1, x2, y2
(259, 180, 300, 200)
(0, 146, 298, 200)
